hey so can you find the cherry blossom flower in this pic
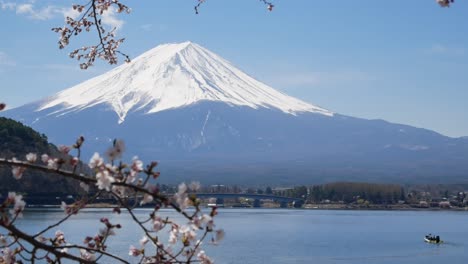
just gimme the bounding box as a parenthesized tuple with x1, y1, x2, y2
(11, 165, 25, 180)
(61, 201, 69, 213)
(128, 245, 141, 256)
(58, 145, 71, 154)
(41, 154, 49, 163)
(201, 214, 215, 230)
(189, 181, 201, 192)
(8, 193, 26, 218)
(180, 225, 197, 244)
(0, 235, 7, 246)
(139, 236, 149, 247)
(112, 185, 127, 197)
(7, 192, 16, 202)
(105, 140, 125, 161)
(70, 157, 79, 167)
(55, 230, 66, 245)
(80, 182, 90, 192)
(96, 170, 115, 191)
(0, 247, 15, 264)
(214, 229, 225, 243)
(61, 201, 79, 215)
(169, 227, 178, 244)
(25, 153, 37, 163)
(99, 226, 116, 237)
(191, 216, 202, 230)
(47, 158, 58, 169)
(174, 182, 190, 210)
(105, 164, 118, 174)
(36, 236, 47, 243)
(197, 250, 214, 264)
(127, 157, 143, 183)
(89, 152, 104, 169)
(178, 182, 187, 193)
(152, 215, 164, 231)
(140, 194, 153, 206)
(131, 156, 143, 172)
(11, 158, 26, 180)
(80, 249, 96, 261)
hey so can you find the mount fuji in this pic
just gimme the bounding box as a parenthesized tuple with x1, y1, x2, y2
(3, 42, 468, 184)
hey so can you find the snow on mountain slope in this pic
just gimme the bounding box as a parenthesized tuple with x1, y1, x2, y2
(37, 41, 333, 123)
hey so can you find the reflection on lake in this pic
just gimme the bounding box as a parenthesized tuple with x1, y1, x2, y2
(16, 209, 468, 263)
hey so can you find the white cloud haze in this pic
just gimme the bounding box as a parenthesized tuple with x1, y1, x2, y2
(0, 51, 16, 66)
(428, 44, 465, 56)
(0, 1, 123, 29)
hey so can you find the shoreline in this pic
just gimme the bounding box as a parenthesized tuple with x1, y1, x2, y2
(25, 203, 468, 212)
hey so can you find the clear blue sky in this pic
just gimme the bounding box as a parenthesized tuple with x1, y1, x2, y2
(1, 0, 467, 137)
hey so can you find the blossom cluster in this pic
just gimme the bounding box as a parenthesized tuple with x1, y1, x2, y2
(436, 0, 455, 7)
(52, 0, 131, 70)
(1, 192, 26, 224)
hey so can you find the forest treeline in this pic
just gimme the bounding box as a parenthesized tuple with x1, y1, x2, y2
(307, 182, 405, 204)
(269, 182, 404, 204)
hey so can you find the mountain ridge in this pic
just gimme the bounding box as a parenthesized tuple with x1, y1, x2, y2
(2, 42, 468, 184)
(32, 41, 332, 124)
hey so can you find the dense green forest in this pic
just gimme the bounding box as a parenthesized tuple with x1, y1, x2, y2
(308, 182, 405, 204)
(0, 117, 81, 198)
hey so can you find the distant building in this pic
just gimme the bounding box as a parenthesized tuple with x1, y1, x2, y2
(419, 201, 429, 208)
(439, 201, 451, 209)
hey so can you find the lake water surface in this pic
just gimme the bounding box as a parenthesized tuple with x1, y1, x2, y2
(16, 209, 468, 263)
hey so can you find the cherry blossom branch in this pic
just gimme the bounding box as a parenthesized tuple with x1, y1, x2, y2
(111, 192, 180, 262)
(33, 191, 103, 238)
(0, 158, 182, 214)
(0, 131, 222, 263)
(2, 224, 94, 264)
(56, 244, 130, 264)
(52, 0, 131, 69)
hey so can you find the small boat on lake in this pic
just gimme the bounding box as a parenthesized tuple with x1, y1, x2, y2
(424, 235, 443, 244)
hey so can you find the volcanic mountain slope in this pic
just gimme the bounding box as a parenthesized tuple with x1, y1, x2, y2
(3, 42, 468, 184)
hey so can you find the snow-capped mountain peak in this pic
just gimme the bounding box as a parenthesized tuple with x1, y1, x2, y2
(37, 41, 333, 123)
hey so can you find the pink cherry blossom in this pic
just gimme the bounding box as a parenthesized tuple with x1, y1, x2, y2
(41, 154, 49, 163)
(152, 216, 164, 231)
(139, 236, 149, 247)
(58, 145, 71, 154)
(0, 235, 7, 246)
(128, 245, 141, 256)
(25, 153, 37, 163)
(11, 165, 25, 180)
(197, 250, 214, 264)
(80, 249, 96, 261)
(96, 170, 115, 191)
(89, 152, 104, 169)
(47, 158, 58, 169)
(140, 194, 153, 206)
